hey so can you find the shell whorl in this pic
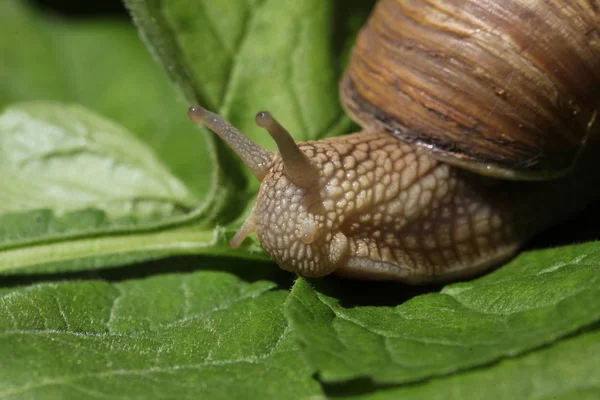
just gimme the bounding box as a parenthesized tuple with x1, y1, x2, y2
(341, 0, 600, 179)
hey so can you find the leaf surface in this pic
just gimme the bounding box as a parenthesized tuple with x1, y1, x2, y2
(125, 0, 356, 187)
(285, 242, 600, 384)
(0, 0, 215, 200)
(0, 0, 250, 273)
(0, 103, 195, 248)
(0, 267, 323, 399)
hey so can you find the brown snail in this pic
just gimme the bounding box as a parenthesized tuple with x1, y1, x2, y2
(189, 0, 600, 284)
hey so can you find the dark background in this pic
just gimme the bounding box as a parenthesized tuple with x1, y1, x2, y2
(30, 0, 126, 17)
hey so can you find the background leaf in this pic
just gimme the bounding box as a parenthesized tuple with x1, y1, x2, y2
(0, 265, 323, 399)
(0, 101, 268, 275)
(0, 0, 215, 201)
(124, 0, 361, 193)
(0, 0, 247, 273)
(285, 242, 600, 384)
(0, 102, 195, 248)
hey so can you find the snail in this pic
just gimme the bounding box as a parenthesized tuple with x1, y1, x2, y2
(188, 0, 600, 284)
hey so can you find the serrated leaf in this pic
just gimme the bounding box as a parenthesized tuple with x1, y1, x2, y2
(0, 267, 323, 399)
(285, 242, 600, 384)
(342, 330, 600, 400)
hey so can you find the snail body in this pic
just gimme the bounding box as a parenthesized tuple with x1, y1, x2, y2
(189, 0, 600, 284)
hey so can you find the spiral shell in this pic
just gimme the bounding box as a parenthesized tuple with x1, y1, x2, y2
(341, 0, 600, 178)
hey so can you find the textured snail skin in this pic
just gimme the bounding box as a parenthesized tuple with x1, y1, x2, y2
(250, 130, 599, 283)
(190, 106, 600, 284)
(252, 130, 515, 282)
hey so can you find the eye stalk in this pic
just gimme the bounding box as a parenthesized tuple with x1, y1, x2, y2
(188, 105, 318, 190)
(188, 105, 274, 180)
(255, 111, 318, 189)
(188, 105, 320, 250)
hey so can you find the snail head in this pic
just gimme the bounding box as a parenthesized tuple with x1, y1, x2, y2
(188, 106, 349, 277)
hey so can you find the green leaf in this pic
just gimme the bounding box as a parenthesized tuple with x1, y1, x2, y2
(0, 222, 269, 275)
(342, 329, 600, 400)
(0, 101, 244, 274)
(0, 267, 323, 399)
(0, 102, 266, 275)
(124, 0, 356, 190)
(285, 242, 600, 384)
(0, 0, 250, 273)
(0, 102, 195, 248)
(0, 0, 217, 201)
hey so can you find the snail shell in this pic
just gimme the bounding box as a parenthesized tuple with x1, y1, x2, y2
(343, 0, 600, 178)
(189, 0, 600, 284)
